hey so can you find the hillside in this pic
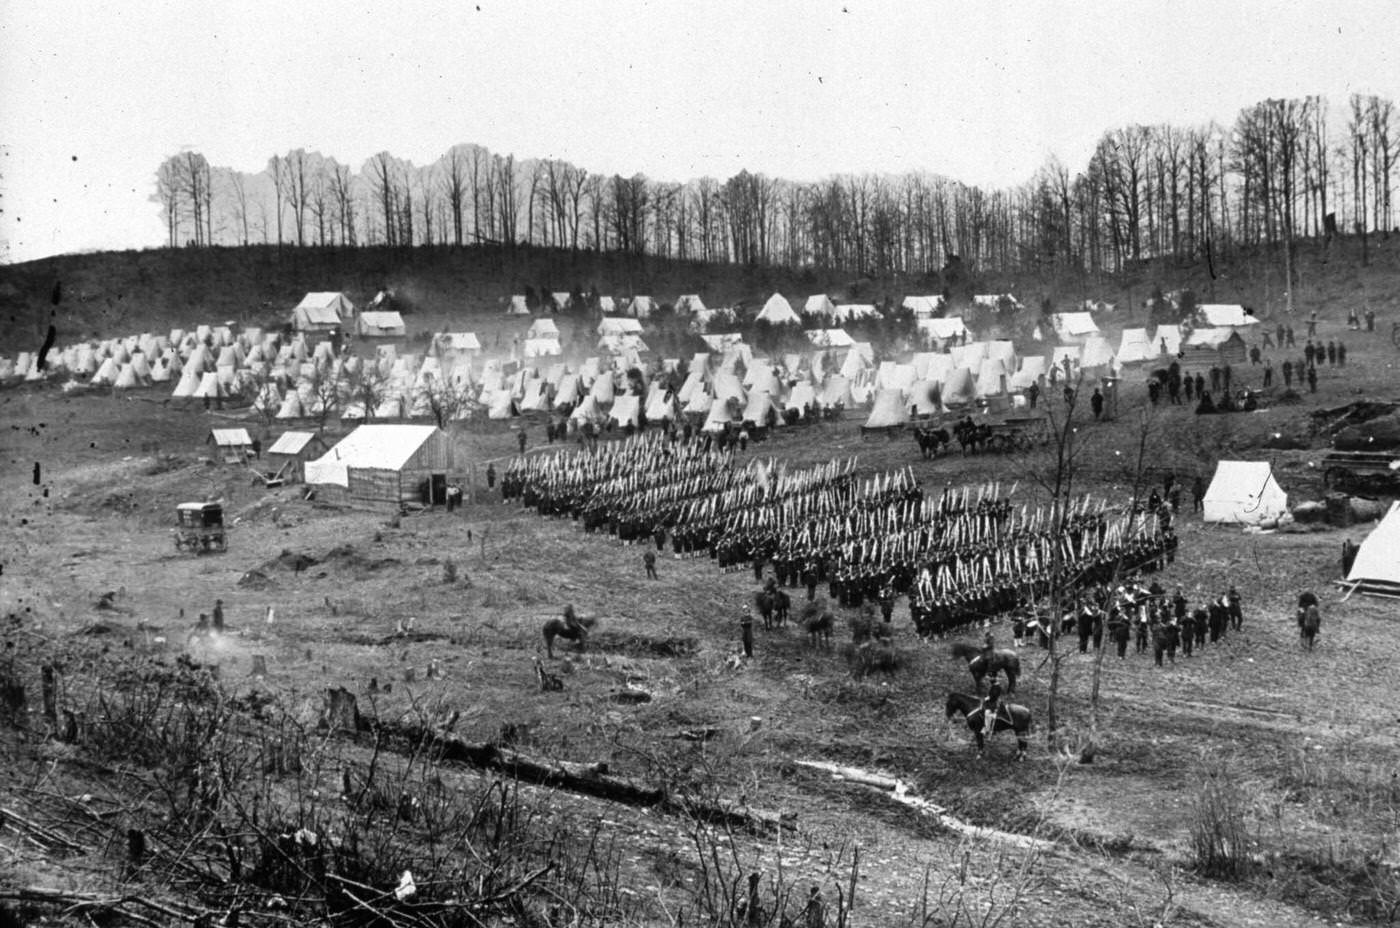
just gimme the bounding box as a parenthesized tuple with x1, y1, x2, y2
(3, 235, 1399, 351)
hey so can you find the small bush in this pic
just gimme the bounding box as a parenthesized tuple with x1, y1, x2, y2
(1190, 757, 1251, 880)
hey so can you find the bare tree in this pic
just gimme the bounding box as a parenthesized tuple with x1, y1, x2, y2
(415, 373, 474, 428)
(218, 167, 251, 245)
(153, 155, 182, 246)
(267, 154, 289, 247)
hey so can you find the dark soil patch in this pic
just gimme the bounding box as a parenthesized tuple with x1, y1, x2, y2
(586, 632, 700, 659)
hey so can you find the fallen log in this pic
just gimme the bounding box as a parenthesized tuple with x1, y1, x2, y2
(369, 718, 794, 835)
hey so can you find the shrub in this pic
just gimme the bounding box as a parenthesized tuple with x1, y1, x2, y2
(1190, 757, 1251, 880)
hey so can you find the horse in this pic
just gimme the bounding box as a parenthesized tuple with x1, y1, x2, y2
(953, 421, 992, 455)
(915, 427, 951, 459)
(1298, 604, 1321, 650)
(543, 614, 596, 658)
(949, 642, 1021, 694)
(801, 600, 834, 647)
(755, 589, 777, 629)
(945, 691, 1033, 760)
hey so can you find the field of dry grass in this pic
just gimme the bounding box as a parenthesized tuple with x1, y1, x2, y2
(3, 243, 1400, 926)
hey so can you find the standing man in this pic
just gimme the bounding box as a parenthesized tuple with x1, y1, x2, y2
(1192, 475, 1205, 513)
(212, 599, 225, 633)
(485, 462, 497, 489)
(1307, 365, 1318, 394)
(1227, 585, 1243, 631)
(517, 429, 527, 454)
(643, 549, 658, 580)
(740, 607, 754, 658)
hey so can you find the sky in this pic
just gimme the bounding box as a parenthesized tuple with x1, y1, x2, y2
(2, 0, 1398, 264)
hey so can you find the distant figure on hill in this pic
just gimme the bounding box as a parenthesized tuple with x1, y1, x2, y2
(486, 463, 496, 488)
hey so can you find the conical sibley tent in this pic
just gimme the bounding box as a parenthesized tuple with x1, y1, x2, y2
(864, 389, 910, 429)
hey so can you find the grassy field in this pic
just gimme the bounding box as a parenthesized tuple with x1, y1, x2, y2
(2, 242, 1400, 926)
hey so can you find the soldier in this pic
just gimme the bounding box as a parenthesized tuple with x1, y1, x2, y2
(212, 599, 225, 633)
(486, 462, 497, 489)
(643, 549, 658, 580)
(1180, 609, 1195, 657)
(740, 607, 754, 658)
(1307, 365, 1318, 394)
(1282, 359, 1293, 387)
(1227, 585, 1243, 631)
(982, 679, 1004, 738)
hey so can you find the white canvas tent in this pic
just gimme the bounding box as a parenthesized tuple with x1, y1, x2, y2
(1117, 328, 1153, 364)
(1152, 325, 1183, 356)
(357, 311, 406, 337)
(506, 295, 531, 315)
(1051, 312, 1100, 343)
(803, 295, 837, 317)
(756, 293, 800, 325)
(917, 317, 970, 345)
(1344, 502, 1400, 597)
(1197, 304, 1259, 329)
(902, 295, 946, 317)
(293, 292, 353, 332)
(527, 318, 561, 339)
(675, 295, 707, 314)
(863, 389, 910, 429)
(806, 328, 855, 348)
(1203, 461, 1288, 525)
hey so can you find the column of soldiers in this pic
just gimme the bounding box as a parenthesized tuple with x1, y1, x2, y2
(504, 432, 1175, 640)
(1019, 582, 1243, 667)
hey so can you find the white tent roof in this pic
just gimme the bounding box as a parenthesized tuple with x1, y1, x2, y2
(1009, 356, 1048, 390)
(645, 388, 678, 421)
(597, 317, 643, 336)
(1346, 502, 1400, 593)
(950, 342, 989, 369)
(523, 338, 562, 358)
(1052, 312, 1100, 339)
(941, 367, 976, 406)
(626, 296, 657, 318)
(701, 396, 739, 432)
(1079, 335, 1116, 370)
(902, 295, 946, 317)
(294, 292, 353, 325)
(359, 311, 405, 333)
(1203, 461, 1288, 525)
(864, 389, 910, 429)
(209, 428, 252, 447)
(609, 394, 641, 427)
(806, 328, 855, 348)
(1186, 327, 1239, 348)
(756, 293, 800, 325)
(1198, 304, 1259, 328)
(306, 425, 441, 487)
(1152, 325, 1183, 355)
(818, 375, 853, 408)
(675, 294, 707, 314)
(976, 358, 1008, 396)
(803, 295, 837, 317)
(786, 380, 817, 411)
(528, 318, 561, 339)
(267, 431, 318, 456)
(437, 332, 481, 352)
(876, 361, 916, 392)
(1117, 328, 1153, 364)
